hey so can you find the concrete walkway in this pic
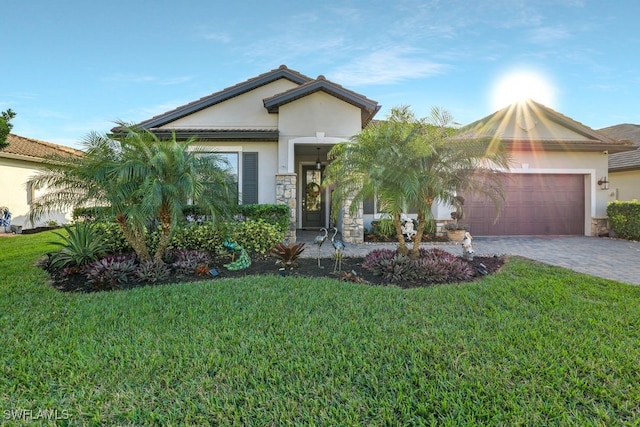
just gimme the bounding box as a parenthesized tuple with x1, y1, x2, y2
(297, 231, 640, 285)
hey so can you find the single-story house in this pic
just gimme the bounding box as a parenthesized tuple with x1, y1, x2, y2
(452, 100, 636, 236)
(128, 66, 636, 241)
(0, 133, 82, 231)
(127, 65, 379, 242)
(597, 124, 640, 201)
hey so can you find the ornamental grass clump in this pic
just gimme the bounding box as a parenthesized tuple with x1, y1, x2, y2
(363, 248, 474, 285)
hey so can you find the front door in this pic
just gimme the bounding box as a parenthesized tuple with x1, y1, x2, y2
(301, 165, 325, 228)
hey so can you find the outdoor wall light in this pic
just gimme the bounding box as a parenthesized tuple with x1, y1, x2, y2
(597, 176, 609, 190)
(315, 147, 322, 170)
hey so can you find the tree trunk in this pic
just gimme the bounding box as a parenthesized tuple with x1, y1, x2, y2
(409, 210, 427, 258)
(394, 212, 408, 256)
(154, 205, 173, 263)
(116, 215, 151, 262)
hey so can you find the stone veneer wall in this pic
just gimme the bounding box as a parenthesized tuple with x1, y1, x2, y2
(341, 195, 364, 243)
(591, 216, 609, 237)
(275, 173, 297, 243)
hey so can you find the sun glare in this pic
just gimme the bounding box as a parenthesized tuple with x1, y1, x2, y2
(490, 68, 556, 111)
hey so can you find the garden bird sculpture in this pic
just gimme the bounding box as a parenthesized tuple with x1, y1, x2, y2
(313, 227, 328, 268)
(330, 227, 345, 272)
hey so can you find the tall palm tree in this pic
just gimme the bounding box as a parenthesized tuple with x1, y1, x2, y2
(324, 106, 511, 258)
(28, 123, 235, 262)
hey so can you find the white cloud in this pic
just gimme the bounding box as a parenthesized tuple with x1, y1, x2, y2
(527, 26, 571, 44)
(329, 49, 447, 86)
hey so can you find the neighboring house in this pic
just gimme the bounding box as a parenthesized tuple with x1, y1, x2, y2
(452, 100, 636, 236)
(127, 65, 380, 242)
(0, 134, 82, 230)
(597, 124, 640, 201)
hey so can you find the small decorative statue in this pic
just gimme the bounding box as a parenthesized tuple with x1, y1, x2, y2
(401, 220, 417, 242)
(0, 207, 11, 233)
(461, 231, 474, 261)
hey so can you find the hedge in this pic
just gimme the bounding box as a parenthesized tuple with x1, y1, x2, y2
(607, 200, 640, 240)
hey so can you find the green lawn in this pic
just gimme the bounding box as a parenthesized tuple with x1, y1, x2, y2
(1, 232, 639, 426)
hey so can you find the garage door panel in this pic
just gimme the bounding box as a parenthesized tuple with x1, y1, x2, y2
(463, 174, 584, 236)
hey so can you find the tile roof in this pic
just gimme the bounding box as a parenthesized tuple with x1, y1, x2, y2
(453, 99, 636, 153)
(1, 134, 83, 161)
(128, 65, 313, 131)
(598, 124, 640, 171)
(263, 75, 380, 126)
(120, 65, 380, 133)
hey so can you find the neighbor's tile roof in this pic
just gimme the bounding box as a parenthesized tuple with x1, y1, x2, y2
(598, 124, 640, 171)
(453, 99, 636, 153)
(1, 134, 83, 161)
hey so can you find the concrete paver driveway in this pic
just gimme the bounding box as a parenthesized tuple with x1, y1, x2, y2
(469, 236, 640, 285)
(298, 231, 640, 285)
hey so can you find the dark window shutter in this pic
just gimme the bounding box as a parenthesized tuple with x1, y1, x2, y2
(242, 152, 258, 204)
(363, 197, 375, 214)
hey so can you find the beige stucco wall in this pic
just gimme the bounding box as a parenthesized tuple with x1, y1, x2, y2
(609, 170, 640, 201)
(161, 79, 298, 129)
(277, 92, 361, 174)
(0, 157, 71, 230)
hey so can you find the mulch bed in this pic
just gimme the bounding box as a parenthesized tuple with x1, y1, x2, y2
(47, 254, 505, 293)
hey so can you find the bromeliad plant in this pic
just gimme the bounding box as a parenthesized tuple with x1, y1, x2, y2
(270, 242, 306, 270)
(362, 248, 474, 284)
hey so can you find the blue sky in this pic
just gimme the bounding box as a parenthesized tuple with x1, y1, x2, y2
(2, 0, 639, 148)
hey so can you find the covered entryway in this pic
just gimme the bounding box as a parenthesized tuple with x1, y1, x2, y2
(463, 174, 585, 236)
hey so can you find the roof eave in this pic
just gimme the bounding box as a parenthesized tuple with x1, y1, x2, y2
(147, 129, 279, 141)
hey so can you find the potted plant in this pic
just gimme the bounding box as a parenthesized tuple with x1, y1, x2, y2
(445, 219, 469, 241)
(446, 196, 468, 241)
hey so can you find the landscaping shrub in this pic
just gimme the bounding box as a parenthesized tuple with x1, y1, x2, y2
(362, 248, 474, 284)
(92, 221, 132, 254)
(181, 203, 290, 234)
(370, 219, 396, 240)
(235, 204, 290, 234)
(84, 254, 137, 290)
(608, 200, 640, 240)
(72, 206, 114, 222)
(48, 223, 111, 269)
(227, 219, 285, 254)
(168, 222, 226, 255)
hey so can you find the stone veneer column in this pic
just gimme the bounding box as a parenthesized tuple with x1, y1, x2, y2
(275, 173, 297, 243)
(591, 216, 608, 237)
(341, 194, 364, 243)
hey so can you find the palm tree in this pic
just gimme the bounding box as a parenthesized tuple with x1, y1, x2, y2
(28, 123, 235, 262)
(324, 106, 510, 258)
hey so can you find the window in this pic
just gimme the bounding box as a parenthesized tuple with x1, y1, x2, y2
(197, 151, 259, 205)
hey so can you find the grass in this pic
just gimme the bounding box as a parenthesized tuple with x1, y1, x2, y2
(1, 232, 639, 425)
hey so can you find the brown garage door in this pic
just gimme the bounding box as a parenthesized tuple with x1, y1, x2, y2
(463, 174, 585, 236)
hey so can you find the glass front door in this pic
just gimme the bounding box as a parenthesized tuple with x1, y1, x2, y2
(301, 165, 325, 228)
